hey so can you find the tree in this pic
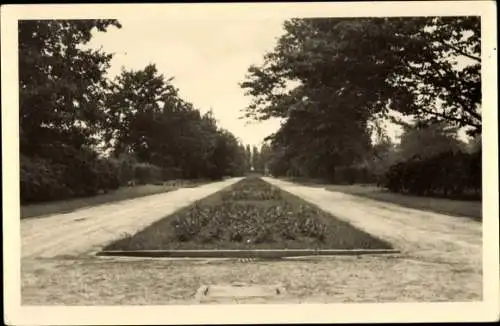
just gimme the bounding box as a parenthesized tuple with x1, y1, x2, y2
(19, 19, 122, 156)
(19, 19, 122, 202)
(210, 129, 248, 178)
(260, 142, 272, 175)
(104, 64, 179, 159)
(245, 17, 480, 133)
(235, 143, 251, 174)
(265, 142, 291, 177)
(245, 145, 253, 171)
(369, 137, 399, 179)
(397, 122, 465, 161)
(240, 17, 481, 181)
(388, 17, 481, 134)
(105, 64, 248, 180)
(252, 145, 265, 173)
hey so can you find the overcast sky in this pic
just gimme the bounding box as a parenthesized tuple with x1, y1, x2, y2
(87, 18, 288, 147)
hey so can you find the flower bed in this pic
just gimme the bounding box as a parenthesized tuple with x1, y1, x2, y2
(220, 177, 281, 201)
(103, 177, 393, 251)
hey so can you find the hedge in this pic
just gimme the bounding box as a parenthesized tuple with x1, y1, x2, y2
(20, 142, 123, 204)
(382, 150, 481, 199)
(21, 145, 197, 204)
(20, 151, 121, 204)
(133, 162, 163, 185)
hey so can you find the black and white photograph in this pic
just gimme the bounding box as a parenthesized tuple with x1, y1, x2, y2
(2, 2, 498, 325)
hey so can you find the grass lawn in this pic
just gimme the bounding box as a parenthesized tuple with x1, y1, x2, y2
(21, 180, 206, 219)
(103, 177, 393, 251)
(285, 178, 481, 221)
(325, 184, 482, 221)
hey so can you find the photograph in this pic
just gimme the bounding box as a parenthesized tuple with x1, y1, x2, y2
(2, 1, 498, 325)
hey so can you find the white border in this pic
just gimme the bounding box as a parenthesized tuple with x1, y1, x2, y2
(2, 2, 498, 325)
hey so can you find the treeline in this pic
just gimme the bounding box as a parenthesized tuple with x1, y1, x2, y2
(240, 17, 482, 199)
(240, 143, 271, 174)
(19, 20, 250, 204)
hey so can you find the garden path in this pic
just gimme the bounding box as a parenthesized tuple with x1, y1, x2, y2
(21, 178, 243, 259)
(263, 177, 482, 270)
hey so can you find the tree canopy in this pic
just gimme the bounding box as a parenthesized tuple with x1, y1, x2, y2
(19, 19, 122, 156)
(241, 17, 481, 179)
(104, 64, 249, 179)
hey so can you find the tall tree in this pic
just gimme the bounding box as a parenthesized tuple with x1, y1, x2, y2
(251, 145, 263, 173)
(242, 17, 480, 132)
(19, 19, 122, 202)
(210, 129, 248, 178)
(19, 19, 121, 156)
(245, 145, 253, 170)
(104, 64, 179, 159)
(260, 142, 272, 175)
(240, 17, 481, 180)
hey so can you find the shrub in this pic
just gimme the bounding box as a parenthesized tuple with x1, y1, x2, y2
(20, 155, 72, 203)
(94, 158, 120, 192)
(134, 162, 162, 185)
(161, 167, 183, 181)
(21, 145, 122, 204)
(109, 153, 137, 186)
(382, 150, 481, 199)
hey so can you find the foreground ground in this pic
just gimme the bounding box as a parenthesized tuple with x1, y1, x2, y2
(21, 177, 482, 304)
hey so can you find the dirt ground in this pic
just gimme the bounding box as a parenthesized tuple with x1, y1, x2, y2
(20, 177, 482, 304)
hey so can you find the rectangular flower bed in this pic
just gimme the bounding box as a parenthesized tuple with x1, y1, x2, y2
(102, 177, 393, 251)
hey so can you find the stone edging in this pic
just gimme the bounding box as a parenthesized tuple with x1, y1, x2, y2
(97, 248, 400, 258)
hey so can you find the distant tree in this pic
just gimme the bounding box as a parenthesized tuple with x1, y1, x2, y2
(210, 130, 248, 178)
(260, 142, 272, 175)
(265, 143, 291, 177)
(105, 64, 248, 180)
(251, 145, 264, 173)
(369, 137, 399, 178)
(397, 122, 465, 161)
(245, 145, 253, 171)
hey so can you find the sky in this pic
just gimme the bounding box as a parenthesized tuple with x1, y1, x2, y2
(87, 18, 287, 147)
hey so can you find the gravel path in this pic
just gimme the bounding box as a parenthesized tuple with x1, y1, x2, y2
(20, 177, 483, 305)
(21, 178, 242, 259)
(263, 178, 482, 270)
